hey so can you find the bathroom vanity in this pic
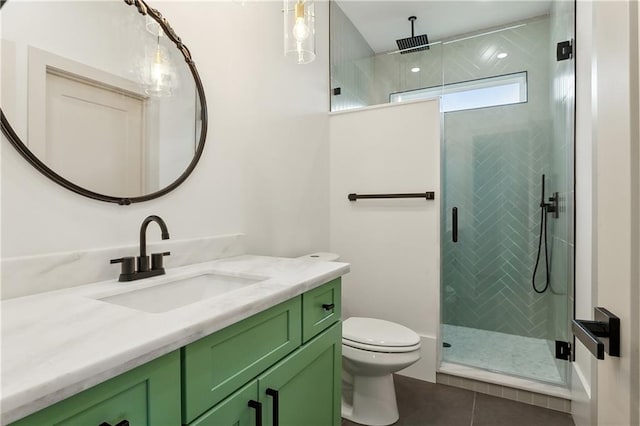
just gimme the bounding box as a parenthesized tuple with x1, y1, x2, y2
(1, 255, 348, 426)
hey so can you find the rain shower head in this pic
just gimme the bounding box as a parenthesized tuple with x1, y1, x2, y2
(396, 16, 430, 54)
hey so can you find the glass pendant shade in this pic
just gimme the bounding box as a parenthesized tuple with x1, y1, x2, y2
(137, 33, 177, 98)
(284, 0, 315, 64)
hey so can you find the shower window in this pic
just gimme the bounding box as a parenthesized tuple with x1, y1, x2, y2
(389, 72, 527, 113)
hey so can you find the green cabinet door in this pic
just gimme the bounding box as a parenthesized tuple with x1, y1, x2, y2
(11, 351, 181, 426)
(190, 380, 260, 426)
(258, 322, 342, 426)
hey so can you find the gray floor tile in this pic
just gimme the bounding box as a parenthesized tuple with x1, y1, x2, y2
(342, 375, 575, 426)
(342, 375, 475, 426)
(473, 393, 575, 426)
(394, 375, 475, 426)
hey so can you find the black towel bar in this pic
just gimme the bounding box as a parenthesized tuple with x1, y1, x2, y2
(348, 192, 435, 201)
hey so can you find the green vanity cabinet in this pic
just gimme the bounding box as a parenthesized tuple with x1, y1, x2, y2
(11, 350, 181, 426)
(192, 323, 342, 426)
(10, 278, 343, 426)
(186, 278, 343, 426)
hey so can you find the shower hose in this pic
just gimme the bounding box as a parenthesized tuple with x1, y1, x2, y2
(532, 175, 550, 294)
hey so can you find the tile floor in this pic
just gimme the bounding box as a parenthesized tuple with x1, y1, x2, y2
(342, 375, 575, 426)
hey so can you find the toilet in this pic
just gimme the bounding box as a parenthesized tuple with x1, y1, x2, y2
(342, 317, 421, 426)
(298, 253, 422, 426)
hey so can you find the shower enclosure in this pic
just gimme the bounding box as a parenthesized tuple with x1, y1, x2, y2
(330, 0, 575, 387)
(440, 6, 575, 386)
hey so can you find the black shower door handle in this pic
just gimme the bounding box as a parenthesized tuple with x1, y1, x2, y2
(452, 207, 458, 243)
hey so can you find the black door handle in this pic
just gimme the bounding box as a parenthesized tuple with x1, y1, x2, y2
(266, 388, 279, 426)
(248, 400, 263, 426)
(573, 307, 620, 359)
(452, 207, 458, 243)
(322, 303, 335, 311)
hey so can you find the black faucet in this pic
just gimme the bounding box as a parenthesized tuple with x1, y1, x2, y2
(110, 215, 171, 282)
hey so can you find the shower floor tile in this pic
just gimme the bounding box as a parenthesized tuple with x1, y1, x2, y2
(442, 324, 564, 385)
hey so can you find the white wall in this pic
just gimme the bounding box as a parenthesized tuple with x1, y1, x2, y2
(1, 2, 330, 266)
(329, 100, 440, 382)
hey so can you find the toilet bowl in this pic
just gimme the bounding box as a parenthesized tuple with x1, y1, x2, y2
(341, 317, 421, 426)
(297, 253, 421, 426)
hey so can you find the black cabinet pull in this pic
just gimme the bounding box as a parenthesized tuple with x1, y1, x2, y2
(322, 303, 335, 311)
(452, 207, 458, 243)
(266, 388, 279, 426)
(248, 400, 263, 426)
(98, 421, 129, 426)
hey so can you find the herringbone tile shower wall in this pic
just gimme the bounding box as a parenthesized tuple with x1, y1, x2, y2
(442, 112, 553, 339)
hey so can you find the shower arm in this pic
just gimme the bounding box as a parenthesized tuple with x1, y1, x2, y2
(409, 16, 416, 37)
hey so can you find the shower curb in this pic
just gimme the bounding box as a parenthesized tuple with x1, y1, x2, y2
(436, 372, 572, 413)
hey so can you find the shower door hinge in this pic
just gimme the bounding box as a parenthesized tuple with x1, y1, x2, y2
(556, 40, 573, 61)
(555, 340, 572, 360)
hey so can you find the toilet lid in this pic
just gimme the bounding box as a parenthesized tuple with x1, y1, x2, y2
(342, 317, 421, 348)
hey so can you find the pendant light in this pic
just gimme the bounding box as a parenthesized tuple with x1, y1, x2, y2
(139, 19, 176, 97)
(284, 0, 315, 64)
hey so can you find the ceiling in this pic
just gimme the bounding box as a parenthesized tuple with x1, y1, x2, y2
(334, 0, 552, 53)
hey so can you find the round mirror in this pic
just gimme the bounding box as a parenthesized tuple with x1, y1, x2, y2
(0, 0, 207, 205)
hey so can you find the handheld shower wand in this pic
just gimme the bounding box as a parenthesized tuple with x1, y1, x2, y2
(532, 174, 559, 294)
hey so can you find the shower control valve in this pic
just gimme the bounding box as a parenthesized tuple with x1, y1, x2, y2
(541, 192, 559, 218)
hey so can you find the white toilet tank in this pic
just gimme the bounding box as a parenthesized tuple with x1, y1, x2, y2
(297, 252, 340, 261)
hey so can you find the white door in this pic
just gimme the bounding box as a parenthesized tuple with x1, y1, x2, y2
(44, 71, 145, 196)
(575, 1, 640, 425)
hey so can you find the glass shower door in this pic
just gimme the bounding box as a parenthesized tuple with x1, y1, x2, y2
(441, 10, 574, 386)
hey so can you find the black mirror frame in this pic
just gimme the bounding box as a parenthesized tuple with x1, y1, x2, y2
(0, 0, 208, 205)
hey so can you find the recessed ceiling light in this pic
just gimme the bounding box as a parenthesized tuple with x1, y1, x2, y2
(497, 52, 508, 59)
(411, 67, 421, 73)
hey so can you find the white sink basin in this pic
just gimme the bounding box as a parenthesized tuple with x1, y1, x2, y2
(98, 272, 267, 313)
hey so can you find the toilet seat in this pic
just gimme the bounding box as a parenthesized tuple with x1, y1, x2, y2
(342, 338, 420, 353)
(342, 317, 421, 353)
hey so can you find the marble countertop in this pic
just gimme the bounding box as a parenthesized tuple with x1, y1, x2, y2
(1, 255, 349, 425)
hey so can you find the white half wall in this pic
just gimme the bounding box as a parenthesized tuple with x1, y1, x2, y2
(329, 100, 441, 382)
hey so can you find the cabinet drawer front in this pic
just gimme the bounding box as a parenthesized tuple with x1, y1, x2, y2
(11, 351, 181, 426)
(190, 381, 258, 426)
(182, 297, 302, 424)
(302, 278, 341, 342)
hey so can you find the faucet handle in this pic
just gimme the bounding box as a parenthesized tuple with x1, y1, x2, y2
(110, 256, 136, 280)
(151, 251, 171, 271)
